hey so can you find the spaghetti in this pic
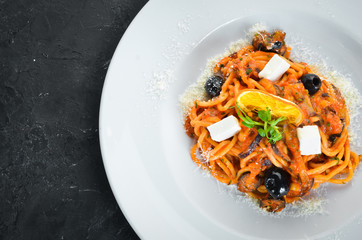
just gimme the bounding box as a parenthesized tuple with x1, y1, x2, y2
(183, 30, 362, 212)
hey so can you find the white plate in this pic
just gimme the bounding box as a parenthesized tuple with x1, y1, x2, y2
(99, 0, 362, 239)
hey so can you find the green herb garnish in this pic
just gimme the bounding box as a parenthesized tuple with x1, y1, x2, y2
(331, 157, 340, 165)
(235, 103, 286, 144)
(246, 68, 252, 75)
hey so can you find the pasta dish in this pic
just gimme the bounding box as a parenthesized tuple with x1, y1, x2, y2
(183, 30, 362, 212)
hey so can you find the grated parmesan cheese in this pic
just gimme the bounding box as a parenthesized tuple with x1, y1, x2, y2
(146, 69, 174, 101)
(179, 54, 222, 120)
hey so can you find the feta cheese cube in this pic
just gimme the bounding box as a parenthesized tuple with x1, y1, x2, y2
(297, 125, 321, 155)
(207, 115, 241, 142)
(258, 54, 290, 81)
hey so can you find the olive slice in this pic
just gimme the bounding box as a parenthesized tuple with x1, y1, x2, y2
(264, 167, 291, 199)
(204, 75, 224, 98)
(301, 74, 321, 95)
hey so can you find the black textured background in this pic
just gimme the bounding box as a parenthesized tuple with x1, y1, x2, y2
(0, 0, 148, 239)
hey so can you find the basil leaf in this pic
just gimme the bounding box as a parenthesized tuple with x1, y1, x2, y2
(242, 121, 254, 129)
(266, 107, 271, 121)
(258, 110, 269, 122)
(272, 116, 286, 126)
(258, 128, 266, 137)
(270, 130, 282, 143)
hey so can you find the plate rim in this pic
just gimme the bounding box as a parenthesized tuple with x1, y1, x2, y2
(99, 1, 362, 239)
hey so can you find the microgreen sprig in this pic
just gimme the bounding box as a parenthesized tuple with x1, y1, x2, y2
(235, 102, 286, 144)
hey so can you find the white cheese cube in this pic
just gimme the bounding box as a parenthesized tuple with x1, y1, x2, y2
(207, 115, 241, 142)
(297, 125, 321, 155)
(258, 54, 290, 81)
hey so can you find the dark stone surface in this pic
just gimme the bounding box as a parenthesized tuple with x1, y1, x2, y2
(0, 0, 148, 239)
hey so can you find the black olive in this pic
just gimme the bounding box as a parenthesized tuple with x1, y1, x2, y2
(264, 167, 290, 199)
(272, 41, 282, 50)
(204, 75, 224, 98)
(301, 74, 321, 95)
